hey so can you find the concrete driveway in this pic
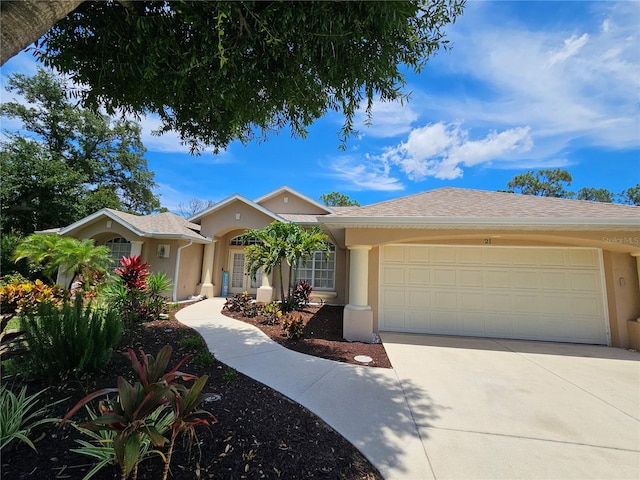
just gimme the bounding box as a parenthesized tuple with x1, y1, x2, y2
(380, 333, 640, 479)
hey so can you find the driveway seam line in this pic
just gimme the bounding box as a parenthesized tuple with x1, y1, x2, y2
(391, 367, 438, 479)
(422, 425, 640, 453)
(492, 339, 640, 423)
(295, 362, 339, 397)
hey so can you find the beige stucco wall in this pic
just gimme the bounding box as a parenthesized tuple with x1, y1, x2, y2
(200, 202, 277, 239)
(602, 251, 640, 348)
(259, 192, 328, 215)
(175, 242, 203, 301)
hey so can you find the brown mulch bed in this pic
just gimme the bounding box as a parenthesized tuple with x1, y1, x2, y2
(1, 302, 383, 480)
(222, 304, 392, 369)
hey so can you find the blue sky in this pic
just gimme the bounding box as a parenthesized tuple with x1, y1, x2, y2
(1, 0, 639, 211)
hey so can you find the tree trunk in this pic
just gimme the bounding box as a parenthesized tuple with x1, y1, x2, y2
(0, 0, 84, 65)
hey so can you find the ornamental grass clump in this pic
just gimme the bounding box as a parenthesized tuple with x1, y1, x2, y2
(0, 384, 58, 452)
(19, 295, 122, 377)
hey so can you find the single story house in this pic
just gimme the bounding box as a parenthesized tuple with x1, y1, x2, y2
(54, 186, 640, 349)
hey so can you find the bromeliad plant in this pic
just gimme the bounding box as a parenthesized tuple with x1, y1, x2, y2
(62, 345, 216, 480)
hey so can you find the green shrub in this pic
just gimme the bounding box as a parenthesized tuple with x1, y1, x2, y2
(223, 291, 254, 316)
(222, 368, 238, 385)
(19, 296, 122, 377)
(0, 384, 58, 451)
(146, 272, 173, 320)
(191, 351, 215, 368)
(179, 335, 204, 350)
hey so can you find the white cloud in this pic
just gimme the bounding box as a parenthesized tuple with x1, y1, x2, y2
(546, 33, 589, 66)
(419, 1, 639, 154)
(326, 155, 405, 191)
(381, 122, 533, 180)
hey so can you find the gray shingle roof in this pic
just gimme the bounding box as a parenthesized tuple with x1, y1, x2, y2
(104, 209, 206, 240)
(330, 188, 640, 219)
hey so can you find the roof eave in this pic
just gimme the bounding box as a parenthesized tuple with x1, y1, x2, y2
(317, 216, 640, 231)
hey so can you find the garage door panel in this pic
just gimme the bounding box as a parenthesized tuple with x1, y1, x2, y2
(381, 288, 405, 307)
(485, 293, 515, 312)
(540, 271, 568, 290)
(570, 272, 600, 291)
(381, 246, 406, 263)
(407, 290, 430, 308)
(379, 246, 608, 345)
(458, 312, 485, 335)
(433, 268, 456, 286)
(408, 247, 430, 263)
(407, 268, 430, 285)
(381, 266, 405, 285)
(510, 270, 539, 289)
(459, 269, 483, 287)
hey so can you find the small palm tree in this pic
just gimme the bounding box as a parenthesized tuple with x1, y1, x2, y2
(243, 222, 329, 308)
(14, 234, 112, 289)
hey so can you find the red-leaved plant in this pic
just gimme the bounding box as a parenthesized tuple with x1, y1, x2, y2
(62, 346, 216, 480)
(115, 256, 149, 293)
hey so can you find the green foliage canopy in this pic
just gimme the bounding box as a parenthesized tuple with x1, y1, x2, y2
(1, 69, 161, 235)
(505, 169, 639, 205)
(35, 0, 465, 152)
(320, 191, 361, 207)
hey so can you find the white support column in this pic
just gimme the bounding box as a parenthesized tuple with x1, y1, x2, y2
(130, 240, 143, 257)
(256, 271, 274, 303)
(199, 240, 216, 298)
(344, 245, 373, 343)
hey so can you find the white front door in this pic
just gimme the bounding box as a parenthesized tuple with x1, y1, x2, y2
(228, 250, 262, 295)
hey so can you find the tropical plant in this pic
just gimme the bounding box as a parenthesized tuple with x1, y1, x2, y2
(0, 277, 64, 314)
(223, 291, 254, 315)
(259, 301, 282, 325)
(281, 314, 305, 340)
(19, 296, 122, 377)
(71, 404, 174, 480)
(292, 280, 313, 308)
(13, 234, 112, 289)
(0, 385, 58, 452)
(62, 346, 215, 480)
(145, 272, 173, 319)
(243, 222, 329, 312)
(113, 255, 150, 326)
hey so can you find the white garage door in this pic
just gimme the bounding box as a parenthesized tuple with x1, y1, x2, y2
(379, 245, 609, 344)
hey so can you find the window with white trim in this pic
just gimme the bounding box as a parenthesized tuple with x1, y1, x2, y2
(297, 243, 335, 290)
(230, 235, 261, 246)
(106, 237, 131, 265)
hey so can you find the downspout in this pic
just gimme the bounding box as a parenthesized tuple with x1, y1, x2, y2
(172, 240, 193, 302)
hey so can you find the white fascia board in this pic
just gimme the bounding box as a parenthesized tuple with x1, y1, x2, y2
(317, 216, 640, 229)
(143, 233, 212, 244)
(58, 209, 147, 237)
(188, 194, 285, 223)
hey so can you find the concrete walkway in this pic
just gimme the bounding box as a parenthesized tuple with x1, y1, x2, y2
(177, 298, 640, 479)
(176, 298, 430, 480)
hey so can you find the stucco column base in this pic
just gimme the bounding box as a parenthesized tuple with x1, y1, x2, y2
(256, 286, 274, 303)
(198, 283, 214, 299)
(628, 320, 640, 351)
(343, 304, 373, 343)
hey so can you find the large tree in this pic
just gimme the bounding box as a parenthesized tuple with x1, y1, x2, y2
(506, 169, 573, 198)
(320, 192, 361, 207)
(1, 69, 160, 235)
(3, 1, 464, 152)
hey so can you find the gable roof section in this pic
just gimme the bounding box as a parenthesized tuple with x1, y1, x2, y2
(59, 208, 210, 243)
(319, 188, 640, 230)
(254, 186, 334, 214)
(188, 194, 284, 223)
